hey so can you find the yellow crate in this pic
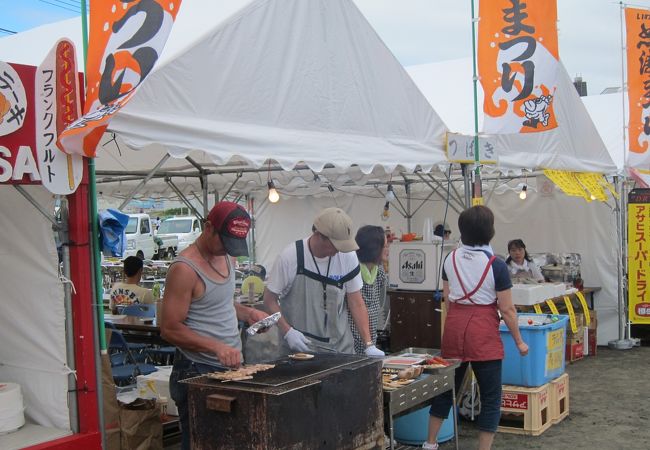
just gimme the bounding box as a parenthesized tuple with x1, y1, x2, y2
(498, 382, 552, 436)
(549, 373, 570, 424)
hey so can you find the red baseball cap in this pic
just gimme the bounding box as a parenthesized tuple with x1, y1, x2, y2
(207, 202, 251, 256)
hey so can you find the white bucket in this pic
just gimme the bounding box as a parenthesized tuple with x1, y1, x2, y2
(0, 383, 25, 435)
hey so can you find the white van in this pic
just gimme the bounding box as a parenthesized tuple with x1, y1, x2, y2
(157, 216, 202, 253)
(124, 213, 156, 260)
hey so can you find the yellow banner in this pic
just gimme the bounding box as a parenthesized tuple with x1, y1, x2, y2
(628, 193, 650, 323)
(478, 0, 559, 134)
(563, 296, 577, 334)
(543, 170, 616, 202)
(626, 8, 650, 164)
(575, 291, 591, 326)
(546, 299, 559, 315)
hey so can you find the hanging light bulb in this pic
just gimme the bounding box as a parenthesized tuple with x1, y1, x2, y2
(267, 181, 280, 203)
(519, 185, 528, 200)
(385, 184, 396, 202)
(381, 201, 391, 221)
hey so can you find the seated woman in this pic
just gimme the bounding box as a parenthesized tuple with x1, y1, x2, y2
(505, 239, 544, 283)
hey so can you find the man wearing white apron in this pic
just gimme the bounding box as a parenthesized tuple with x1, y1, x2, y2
(264, 208, 385, 357)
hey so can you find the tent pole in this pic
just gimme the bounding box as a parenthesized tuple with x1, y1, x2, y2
(117, 154, 171, 210)
(202, 173, 209, 217)
(609, 175, 635, 349)
(470, 0, 482, 203)
(462, 164, 472, 208)
(60, 198, 79, 433)
(406, 181, 412, 233)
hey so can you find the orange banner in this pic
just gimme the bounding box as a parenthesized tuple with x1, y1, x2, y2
(478, 0, 559, 134)
(626, 8, 650, 163)
(57, 0, 183, 157)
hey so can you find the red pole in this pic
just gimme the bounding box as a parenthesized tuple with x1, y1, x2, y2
(66, 157, 101, 439)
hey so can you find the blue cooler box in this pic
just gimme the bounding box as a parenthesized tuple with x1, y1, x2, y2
(394, 406, 454, 445)
(500, 313, 568, 387)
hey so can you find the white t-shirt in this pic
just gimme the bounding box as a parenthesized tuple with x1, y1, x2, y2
(267, 238, 363, 297)
(508, 259, 545, 282)
(442, 245, 512, 305)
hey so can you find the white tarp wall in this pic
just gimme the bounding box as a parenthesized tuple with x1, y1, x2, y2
(0, 186, 70, 429)
(253, 182, 618, 344)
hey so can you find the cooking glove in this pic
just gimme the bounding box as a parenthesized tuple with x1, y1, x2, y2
(364, 345, 385, 357)
(284, 327, 311, 352)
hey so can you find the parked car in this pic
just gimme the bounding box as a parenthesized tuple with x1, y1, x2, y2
(154, 233, 179, 260)
(123, 213, 156, 260)
(156, 216, 202, 253)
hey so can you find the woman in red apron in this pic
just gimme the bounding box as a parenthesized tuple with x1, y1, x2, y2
(422, 206, 528, 450)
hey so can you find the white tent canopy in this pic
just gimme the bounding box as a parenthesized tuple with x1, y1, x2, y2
(407, 58, 618, 174)
(108, 0, 449, 174)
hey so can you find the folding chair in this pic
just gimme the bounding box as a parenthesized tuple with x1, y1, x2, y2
(105, 321, 148, 358)
(122, 303, 156, 318)
(105, 327, 157, 386)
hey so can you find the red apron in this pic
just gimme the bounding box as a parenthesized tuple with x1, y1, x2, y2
(441, 251, 504, 361)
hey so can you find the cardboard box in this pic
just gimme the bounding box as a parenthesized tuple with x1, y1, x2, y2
(136, 366, 177, 416)
(566, 312, 584, 337)
(565, 333, 584, 363)
(588, 328, 597, 356)
(588, 310, 597, 329)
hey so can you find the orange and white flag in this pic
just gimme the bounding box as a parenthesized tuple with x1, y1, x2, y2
(626, 7, 650, 168)
(478, 0, 559, 134)
(57, 0, 183, 158)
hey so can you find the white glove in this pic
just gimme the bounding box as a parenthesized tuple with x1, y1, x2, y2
(284, 327, 311, 352)
(364, 345, 385, 357)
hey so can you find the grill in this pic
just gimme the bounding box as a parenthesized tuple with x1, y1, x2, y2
(183, 353, 383, 449)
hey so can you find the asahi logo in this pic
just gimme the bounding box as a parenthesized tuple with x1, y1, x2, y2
(399, 249, 425, 284)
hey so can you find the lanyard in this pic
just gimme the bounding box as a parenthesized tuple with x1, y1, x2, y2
(309, 247, 332, 310)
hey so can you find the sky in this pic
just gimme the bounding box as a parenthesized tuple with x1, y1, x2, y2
(1, 0, 649, 95)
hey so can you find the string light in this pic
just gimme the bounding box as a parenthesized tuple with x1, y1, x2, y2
(381, 201, 391, 221)
(267, 181, 280, 203)
(385, 183, 396, 202)
(519, 185, 528, 200)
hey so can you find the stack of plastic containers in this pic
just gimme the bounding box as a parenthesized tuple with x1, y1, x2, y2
(498, 313, 569, 435)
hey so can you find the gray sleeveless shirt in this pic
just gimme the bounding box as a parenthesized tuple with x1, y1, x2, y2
(171, 255, 241, 367)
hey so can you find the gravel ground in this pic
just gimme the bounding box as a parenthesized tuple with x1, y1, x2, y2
(408, 346, 650, 450)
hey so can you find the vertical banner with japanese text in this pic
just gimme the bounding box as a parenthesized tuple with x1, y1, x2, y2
(625, 8, 650, 168)
(57, 0, 183, 158)
(35, 39, 83, 194)
(478, 0, 560, 134)
(628, 189, 650, 324)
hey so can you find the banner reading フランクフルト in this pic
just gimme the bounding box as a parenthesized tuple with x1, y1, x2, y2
(625, 7, 650, 168)
(56, 0, 183, 158)
(478, 0, 559, 134)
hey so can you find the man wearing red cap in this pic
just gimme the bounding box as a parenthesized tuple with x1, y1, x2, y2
(162, 201, 269, 450)
(263, 207, 384, 357)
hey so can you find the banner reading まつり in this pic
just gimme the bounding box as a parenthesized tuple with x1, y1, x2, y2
(478, 0, 559, 134)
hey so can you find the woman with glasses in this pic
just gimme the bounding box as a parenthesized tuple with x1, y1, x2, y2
(348, 225, 388, 355)
(505, 239, 544, 283)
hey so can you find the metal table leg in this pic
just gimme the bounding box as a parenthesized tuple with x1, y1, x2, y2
(452, 383, 459, 450)
(388, 411, 394, 450)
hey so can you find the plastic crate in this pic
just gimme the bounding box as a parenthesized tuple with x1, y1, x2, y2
(498, 382, 552, 436)
(500, 314, 568, 387)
